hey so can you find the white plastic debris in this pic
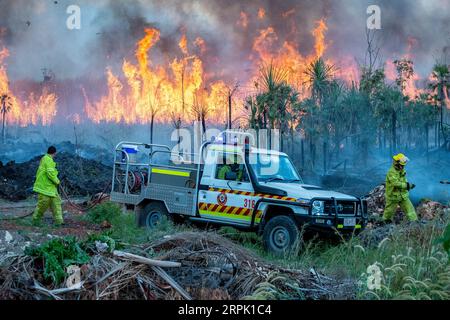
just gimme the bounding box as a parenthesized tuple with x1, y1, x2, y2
(95, 241, 109, 253)
(4, 231, 13, 244)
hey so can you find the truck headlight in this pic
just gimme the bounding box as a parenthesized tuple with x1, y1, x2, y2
(312, 200, 325, 215)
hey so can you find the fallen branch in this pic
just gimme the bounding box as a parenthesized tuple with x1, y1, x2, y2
(152, 266, 192, 300)
(113, 250, 181, 268)
(31, 280, 85, 300)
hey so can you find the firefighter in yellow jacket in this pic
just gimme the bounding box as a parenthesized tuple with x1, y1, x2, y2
(383, 153, 417, 222)
(32, 146, 63, 226)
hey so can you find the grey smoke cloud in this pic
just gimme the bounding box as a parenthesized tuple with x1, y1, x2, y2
(0, 0, 448, 82)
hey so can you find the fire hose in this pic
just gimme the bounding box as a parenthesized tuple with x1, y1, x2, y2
(58, 177, 112, 212)
(0, 179, 111, 220)
(0, 209, 34, 220)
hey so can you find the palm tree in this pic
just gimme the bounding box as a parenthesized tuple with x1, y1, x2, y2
(253, 63, 293, 149)
(1, 94, 12, 144)
(430, 63, 449, 147)
(258, 62, 288, 92)
(304, 58, 335, 105)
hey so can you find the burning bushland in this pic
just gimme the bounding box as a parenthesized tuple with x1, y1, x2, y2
(0, 1, 448, 193)
(0, 0, 449, 302)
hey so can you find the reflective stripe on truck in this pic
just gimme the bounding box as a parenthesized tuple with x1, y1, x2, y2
(151, 168, 190, 177)
(208, 187, 297, 202)
(199, 202, 263, 222)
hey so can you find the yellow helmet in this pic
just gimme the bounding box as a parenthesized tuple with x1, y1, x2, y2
(393, 153, 409, 165)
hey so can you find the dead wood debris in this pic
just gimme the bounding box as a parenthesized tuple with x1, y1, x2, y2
(0, 232, 353, 300)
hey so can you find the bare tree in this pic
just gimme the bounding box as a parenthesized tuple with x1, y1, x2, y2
(191, 88, 209, 138)
(171, 112, 182, 154)
(147, 82, 162, 145)
(430, 63, 450, 148)
(364, 28, 382, 75)
(227, 82, 239, 129)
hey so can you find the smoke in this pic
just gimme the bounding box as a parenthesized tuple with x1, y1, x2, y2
(0, 0, 448, 82)
(0, 0, 449, 202)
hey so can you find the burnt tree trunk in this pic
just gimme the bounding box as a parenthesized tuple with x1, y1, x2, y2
(1, 111, 5, 144)
(392, 110, 397, 153)
(150, 113, 155, 145)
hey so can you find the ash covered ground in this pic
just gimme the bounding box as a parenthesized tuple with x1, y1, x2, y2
(0, 148, 111, 201)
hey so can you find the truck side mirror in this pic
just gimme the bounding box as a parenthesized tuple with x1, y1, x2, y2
(225, 171, 237, 181)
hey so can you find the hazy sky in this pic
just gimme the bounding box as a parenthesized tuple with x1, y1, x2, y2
(0, 0, 448, 82)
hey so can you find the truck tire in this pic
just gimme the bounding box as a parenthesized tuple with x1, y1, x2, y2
(142, 202, 169, 229)
(262, 215, 300, 255)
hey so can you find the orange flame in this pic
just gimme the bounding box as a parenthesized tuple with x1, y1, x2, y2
(385, 37, 424, 100)
(258, 8, 266, 19)
(237, 11, 249, 28)
(0, 46, 57, 126)
(248, 18, 353, 98)
(312, 19, 327, 59)
(85, 28, 229, 124)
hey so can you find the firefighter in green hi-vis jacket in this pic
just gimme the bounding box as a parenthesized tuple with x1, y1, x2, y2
(32, 146, 64, 226)
(217, 154, 244, 181)
(383, 153, 417, 222)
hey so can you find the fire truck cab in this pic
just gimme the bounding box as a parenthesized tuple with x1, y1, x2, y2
(111, 131, 368, 254)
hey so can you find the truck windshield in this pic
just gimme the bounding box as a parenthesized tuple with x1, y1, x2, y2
(249, 154, 303, 183)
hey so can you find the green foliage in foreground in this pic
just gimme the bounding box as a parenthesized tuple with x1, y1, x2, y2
(26, 201, 449, 299)
(436, 223, 450, 260)
(85, 201, 122, 224)
(25, 237, 90, 285)
(219, 221, 450, 300)
(86, 201, 192, 245)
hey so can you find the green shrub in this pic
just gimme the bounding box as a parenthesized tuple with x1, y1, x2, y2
(436, 223, 450, 260)
(108, 211, 148, 244)
(218, 227, 262, 249)
(83, 234, 116, 253)
(25, 237, 90, 285)
(85, 201, 122, 224)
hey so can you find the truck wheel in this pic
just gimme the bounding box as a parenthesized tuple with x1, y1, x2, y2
(143, 202, 169, 229)
(262, 215, 300, 255)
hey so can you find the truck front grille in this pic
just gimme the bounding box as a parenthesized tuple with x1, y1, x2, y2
(324, 200, 356, 215)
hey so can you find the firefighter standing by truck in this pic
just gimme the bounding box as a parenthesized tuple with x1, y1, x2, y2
(383, 153, 417, 222)
(32, 146, 64, 226)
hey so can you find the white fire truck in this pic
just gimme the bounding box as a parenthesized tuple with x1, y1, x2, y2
(111, 131, 367, 254)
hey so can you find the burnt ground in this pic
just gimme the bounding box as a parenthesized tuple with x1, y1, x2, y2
(0, 198, 103, 243)
(0, 152, 112, 201)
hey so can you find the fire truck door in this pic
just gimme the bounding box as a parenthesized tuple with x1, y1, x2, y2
(198, 153, 256, 225)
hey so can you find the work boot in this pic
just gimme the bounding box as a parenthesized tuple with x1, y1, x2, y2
(32, 219, 43, 227)
(53, 220, 65, 228)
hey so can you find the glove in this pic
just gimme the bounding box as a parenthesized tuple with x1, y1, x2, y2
(407, 182, 416, 190)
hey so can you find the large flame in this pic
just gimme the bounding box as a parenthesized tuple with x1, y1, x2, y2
(85, 28, 229, 124)
(385, 37, 424, 100)
(86, 18, 360, 125)
(0, 46, 57, 126)
(4, 11, 430, 127)
(248, 19, 357, 97)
